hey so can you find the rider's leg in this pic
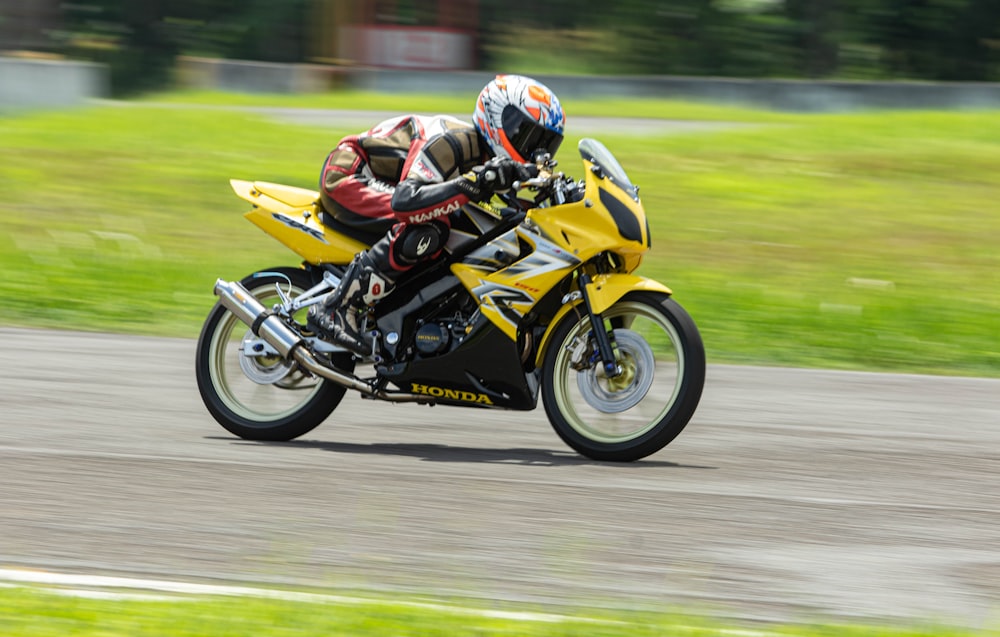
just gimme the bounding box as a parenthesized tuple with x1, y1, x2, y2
(308, 233, 396, 355)
(307, 222, 446, 356)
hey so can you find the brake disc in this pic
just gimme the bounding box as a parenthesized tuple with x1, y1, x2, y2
(238, 329, 295, 385)
(575, 329, 655, 414)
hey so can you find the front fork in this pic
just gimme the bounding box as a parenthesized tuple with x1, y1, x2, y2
(574, 272, 623, 378)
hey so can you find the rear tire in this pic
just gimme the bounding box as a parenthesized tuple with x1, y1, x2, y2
(195, 267, 354, 441)
(541, 293, 705, 462)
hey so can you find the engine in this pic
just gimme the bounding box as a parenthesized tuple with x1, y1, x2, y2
(408, 295, 478, 359)
(413, 321, 453, 355)
(411, 313, 476, 358)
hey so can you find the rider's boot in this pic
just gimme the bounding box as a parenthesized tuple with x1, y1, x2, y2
(308, 252, 394, 356)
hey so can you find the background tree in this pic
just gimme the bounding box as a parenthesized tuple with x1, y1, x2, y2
(4, 0, 998, 93)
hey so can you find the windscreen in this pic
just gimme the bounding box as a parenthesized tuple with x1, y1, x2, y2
(578, 138, 639, 201)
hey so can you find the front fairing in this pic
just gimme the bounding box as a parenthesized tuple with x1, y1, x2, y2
(450, 140, 653, 342)
(526, 139, 650, 268)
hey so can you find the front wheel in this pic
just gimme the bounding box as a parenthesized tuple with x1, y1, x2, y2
(541, 293, 705, 462)
(195, 267, 354, 441)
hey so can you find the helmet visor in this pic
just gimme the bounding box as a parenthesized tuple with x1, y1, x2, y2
(501, 106, 563, 161)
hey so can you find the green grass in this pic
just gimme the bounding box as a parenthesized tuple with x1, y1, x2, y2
(1, 586, 993, 637)
(1, 94, 998, 376)
(139, 89, 791, 122)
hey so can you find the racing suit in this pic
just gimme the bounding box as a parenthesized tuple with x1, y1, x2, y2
(319, 114, 486, 274)
(310, 114, 531, 355)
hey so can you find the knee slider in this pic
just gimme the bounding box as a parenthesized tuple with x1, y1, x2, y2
(396, 223, 447, 265)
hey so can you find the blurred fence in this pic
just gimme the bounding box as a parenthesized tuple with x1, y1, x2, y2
(6, 56, 1000, 113)
(0, 57, 108, 110)
(177, 59, 1000, 112)
(347, 69, 1000, 111)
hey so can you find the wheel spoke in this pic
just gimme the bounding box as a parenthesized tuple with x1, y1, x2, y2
(196, 268, 354, 441)
(208, 288, 325, 421)
(554, 302, 685, 445)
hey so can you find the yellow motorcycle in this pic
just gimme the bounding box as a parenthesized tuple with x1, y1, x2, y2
(196, 139, 704, 462)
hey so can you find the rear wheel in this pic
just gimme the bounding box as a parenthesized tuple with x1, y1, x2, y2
(195, 267, 354, 441)
(541, 293, 705, 462)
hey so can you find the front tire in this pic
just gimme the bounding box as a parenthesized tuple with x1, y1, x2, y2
(195, 267, 354, 441)
(541, 293, 705, 462)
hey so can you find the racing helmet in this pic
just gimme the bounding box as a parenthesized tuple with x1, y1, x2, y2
(473, 74, 565, 163)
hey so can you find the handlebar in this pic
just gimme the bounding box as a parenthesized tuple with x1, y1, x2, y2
(512, 152, 559, 191)
(514, 174, 554, 190)
(512, 165, 582, 206)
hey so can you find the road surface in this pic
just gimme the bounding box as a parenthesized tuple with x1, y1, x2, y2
(1, 327, 998, 627)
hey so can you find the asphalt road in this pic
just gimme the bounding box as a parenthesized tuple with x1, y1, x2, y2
(1, 327, 998, 627)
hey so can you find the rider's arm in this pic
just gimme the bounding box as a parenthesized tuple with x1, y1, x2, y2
(390, 130, 485, 223)
(390, 180, 470, 224)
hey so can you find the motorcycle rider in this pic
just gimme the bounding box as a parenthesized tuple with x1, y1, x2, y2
(308, 74, 566, 356)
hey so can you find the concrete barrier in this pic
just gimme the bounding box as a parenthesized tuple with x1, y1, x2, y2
(347, 69, 1000, 112)
(2, 55, 996, 114)
(174, 61, 1000, 111)
(176, 56, 348, 94)
(0, 57, 108, 111)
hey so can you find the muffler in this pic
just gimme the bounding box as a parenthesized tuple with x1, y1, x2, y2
(213, 279, 422, 401)
(214, 279, 302, 359)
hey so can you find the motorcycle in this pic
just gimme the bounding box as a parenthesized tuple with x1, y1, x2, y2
(195, 138, 705, 462)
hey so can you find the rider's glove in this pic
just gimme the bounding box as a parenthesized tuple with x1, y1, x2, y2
(454, 157, 538, 201)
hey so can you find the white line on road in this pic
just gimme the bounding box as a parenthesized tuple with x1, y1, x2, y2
(0, 568, 785, 634)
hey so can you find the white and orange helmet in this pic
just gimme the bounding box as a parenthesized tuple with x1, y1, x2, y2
(473, 74, 565, 163)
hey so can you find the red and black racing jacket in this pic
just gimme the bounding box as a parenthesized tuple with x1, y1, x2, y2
(320, 114, 486, 233)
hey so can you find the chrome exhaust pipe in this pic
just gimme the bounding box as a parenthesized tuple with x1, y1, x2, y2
(213, 279, 425, 402)
(214, 279, 301, 359)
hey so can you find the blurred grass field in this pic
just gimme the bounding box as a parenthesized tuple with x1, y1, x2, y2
(1, 586, 993, 637)
(0, 93, 997, 376)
